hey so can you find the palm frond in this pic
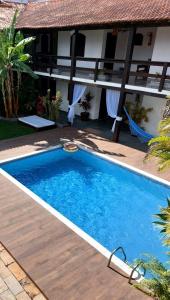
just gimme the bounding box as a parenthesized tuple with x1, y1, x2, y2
(146, 116, 170, 170)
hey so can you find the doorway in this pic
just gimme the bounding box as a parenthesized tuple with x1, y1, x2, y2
(104, 32, 117, 70)
(41, 34, 49, 54)
(99, 89, 107, 119)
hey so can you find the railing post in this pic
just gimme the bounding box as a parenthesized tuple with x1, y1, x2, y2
(112, 27, 136, 142)
(94, 59, 99, 82)
(49, 55, 53, 75)
(159, 63, 168, 92)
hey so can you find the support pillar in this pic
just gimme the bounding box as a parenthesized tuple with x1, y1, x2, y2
(112, 27, 136, 142)
(68, 30, 78, 106)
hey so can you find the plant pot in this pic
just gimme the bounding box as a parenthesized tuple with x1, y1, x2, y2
(80, 112, 89, 121)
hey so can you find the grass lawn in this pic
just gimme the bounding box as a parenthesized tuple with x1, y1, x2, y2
(0, 120, 35, 140)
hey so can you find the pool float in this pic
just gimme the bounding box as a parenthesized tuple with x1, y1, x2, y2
(63, 142, 79, 152)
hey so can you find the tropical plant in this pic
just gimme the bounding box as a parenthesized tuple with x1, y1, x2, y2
(134, 113, 170, 299)
(154, 199, 170, 249)
(19, 75, 38, 115)
(45, 89, 62, 121)
(133, 199, 170, 300)
(79, 91, 93, 112)
(0, 11, 37, 118)
(126, 95, 153, 125)
(163, 98, 170, 119)
(134, 256, 170, 300)
(146, 117, 170, 171)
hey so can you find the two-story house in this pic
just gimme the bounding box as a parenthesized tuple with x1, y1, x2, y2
(3, 0, 170, 141)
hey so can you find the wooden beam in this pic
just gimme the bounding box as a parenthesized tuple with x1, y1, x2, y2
(159, 63, 168, 92)
(112, 27, 136, 142)
(68, 30, 78, 107)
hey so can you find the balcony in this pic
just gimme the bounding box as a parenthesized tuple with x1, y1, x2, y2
(33, 54, 170, 98)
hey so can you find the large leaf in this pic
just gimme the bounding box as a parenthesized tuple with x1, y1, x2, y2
(14, 37, 36, 53)
(13, 61, 38, 79)
(19, 54, 31, 62)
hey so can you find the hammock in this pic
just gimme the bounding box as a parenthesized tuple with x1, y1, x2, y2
(124, 107, 154, 143)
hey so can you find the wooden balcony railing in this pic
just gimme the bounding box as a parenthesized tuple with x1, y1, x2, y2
(33, 54, 170, 92)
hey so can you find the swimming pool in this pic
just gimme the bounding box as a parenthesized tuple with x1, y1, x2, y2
(1, 147, 169, 267)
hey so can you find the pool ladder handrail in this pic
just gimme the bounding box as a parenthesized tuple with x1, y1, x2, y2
(128, 263, 146, 284)
(107, 246, 146, 283)
(107, 246, 127, 268)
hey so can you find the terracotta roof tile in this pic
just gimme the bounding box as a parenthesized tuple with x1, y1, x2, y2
(0, 1, 25, 30)
(16, 0, 170, 29)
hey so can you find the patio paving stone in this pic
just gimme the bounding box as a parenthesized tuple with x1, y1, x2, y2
(0, 243, 47, 300)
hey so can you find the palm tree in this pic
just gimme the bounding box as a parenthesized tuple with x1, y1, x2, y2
(155, 199, 170, 249)
(135, 256, 170, 300)
(146, 117, 170, 171)
(0, 11, 37, 118)
(136, 144, 170, 300)
(135, 113, 170, 299)
(134, 200, 170, 300)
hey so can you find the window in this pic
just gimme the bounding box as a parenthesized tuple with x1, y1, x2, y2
(70, 33, 86, 57)
(134, 33, 143, 46)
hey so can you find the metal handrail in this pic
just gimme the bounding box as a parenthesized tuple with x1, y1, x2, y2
(128, 263, 146, 284)
(108, 248, 146, 285)
(107, 246, 127, 268)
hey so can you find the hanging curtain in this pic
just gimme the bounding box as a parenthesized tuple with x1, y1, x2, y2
(68, 84, 86, 124)
(106, 89, 122, 132)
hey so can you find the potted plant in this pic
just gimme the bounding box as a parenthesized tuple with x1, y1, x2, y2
(125, 95, 153, 126)
(79, 92, 93, 121)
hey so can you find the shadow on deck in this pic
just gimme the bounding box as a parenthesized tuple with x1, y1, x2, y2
(58, 111, 148, 153)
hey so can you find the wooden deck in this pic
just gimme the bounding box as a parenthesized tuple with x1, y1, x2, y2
(0, 127, 167, 300)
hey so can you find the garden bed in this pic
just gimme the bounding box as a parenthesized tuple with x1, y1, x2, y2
(0, 120, 35, 140)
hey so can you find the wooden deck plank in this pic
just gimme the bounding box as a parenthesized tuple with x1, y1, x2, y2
(0, 128, 163, 299)
(0, 174, 151, 300)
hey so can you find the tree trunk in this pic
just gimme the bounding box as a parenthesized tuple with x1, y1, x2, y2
(15, 71, 21, 116)
(9, 68, 16, 115)
(2, 80, 9, 118)
(5, 71, 13, 117)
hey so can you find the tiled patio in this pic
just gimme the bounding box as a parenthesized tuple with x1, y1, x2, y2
(0, 127, 169, 300)
(0, 243, 46, 300)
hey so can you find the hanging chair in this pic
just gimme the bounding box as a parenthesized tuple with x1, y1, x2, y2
(124, 107, 154, 143)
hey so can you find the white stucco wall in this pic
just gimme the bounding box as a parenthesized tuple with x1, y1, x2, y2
(80, 30, 105, 69)
(57, 31, 71, 66)
(150, 27, 170, 75)
(142, 27, 170, 135)
(114, 28, 156, 72)
(56, 80, 69, 112)
(57, 30, 105, 69)
(141, 96, 167, 135)
(57, 79, 101, 120)
(56, 27, 164, 126)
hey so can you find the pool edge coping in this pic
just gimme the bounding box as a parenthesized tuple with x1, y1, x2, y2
(0, 143, 169, 282)
(1, 143, 169, 187)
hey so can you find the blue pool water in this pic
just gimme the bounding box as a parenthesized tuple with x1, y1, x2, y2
(1, 148, 169, 263)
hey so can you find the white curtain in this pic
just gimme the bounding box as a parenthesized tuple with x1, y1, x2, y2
(68, 84, 86, 124)
(106, 89, 122, 132)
